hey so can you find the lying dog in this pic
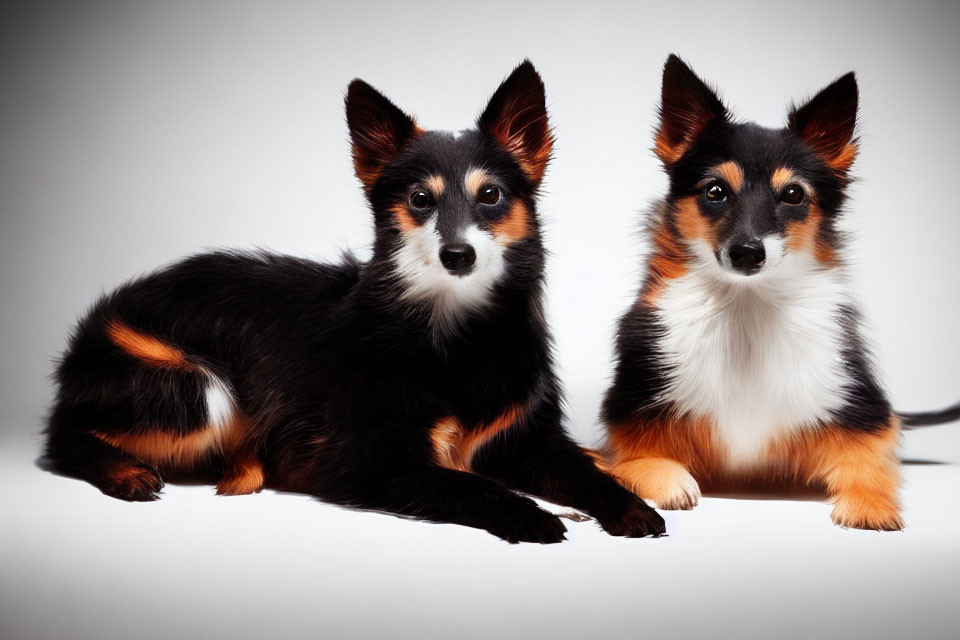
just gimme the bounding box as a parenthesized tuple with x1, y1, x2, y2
(43, 61, 665, 543)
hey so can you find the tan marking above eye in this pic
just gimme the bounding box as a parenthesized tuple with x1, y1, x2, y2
(464, 167, 493, 197)
(771, 167, 795, 193)
(711, 161, 744, 193)
(425, 175, 444, 198)
(771, 167, 816, 201)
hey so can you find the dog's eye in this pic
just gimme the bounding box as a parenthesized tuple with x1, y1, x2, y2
(409, 190, 433, 209)
(704, 182, 727, 202)
(781, 183, 806, 205)
(477, 185, 501, 206)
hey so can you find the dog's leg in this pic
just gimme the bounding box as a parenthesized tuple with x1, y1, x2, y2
(605, 457, 701, 510)
(472, 394, 665, 537)
(43, 415, 165, 502)
(214, 416, 264, 496)
(798, 423, 903, 530)
(342, 465, 568, 544)
(216, 448, 265, 496)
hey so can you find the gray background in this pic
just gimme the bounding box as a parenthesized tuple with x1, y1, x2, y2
(1, 1, 958, 639)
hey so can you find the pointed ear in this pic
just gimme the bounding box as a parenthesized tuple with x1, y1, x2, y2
(788, 72, 859, 174)
(655, 54, 729, 165)
(346, 80, 421, 190)
(478, 60, 554, 185)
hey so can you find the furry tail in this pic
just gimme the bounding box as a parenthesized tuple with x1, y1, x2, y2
(897, 402, 960, 429)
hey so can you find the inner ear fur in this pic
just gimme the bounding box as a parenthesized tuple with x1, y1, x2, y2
(346, 80, 421, 190)
(787, 72, 859, 174)
(655, 54, 729, 165)
(477, 60, 554, 186)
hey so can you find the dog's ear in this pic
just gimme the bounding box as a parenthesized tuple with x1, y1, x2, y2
(655, 54, 729, 165)
(478, 60, 554, 186)
(346, 80, 420, 191)
(788, 73, 859, 174)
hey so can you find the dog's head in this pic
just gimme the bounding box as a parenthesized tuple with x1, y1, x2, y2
(652, 54, 858, 282)
(345, 61, 553, 331)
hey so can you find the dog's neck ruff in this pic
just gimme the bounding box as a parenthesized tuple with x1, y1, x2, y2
(654, 241, 853, 467)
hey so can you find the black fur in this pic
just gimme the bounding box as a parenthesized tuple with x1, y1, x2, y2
(43, 61, 665, 543)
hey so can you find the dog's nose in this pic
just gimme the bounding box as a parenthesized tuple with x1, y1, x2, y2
(439, 244, 476, 275)
(727, 240, 766, 275)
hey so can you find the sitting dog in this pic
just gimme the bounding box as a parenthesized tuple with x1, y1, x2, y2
(599, 54, 957, 531)
(43, 61, 665, 543)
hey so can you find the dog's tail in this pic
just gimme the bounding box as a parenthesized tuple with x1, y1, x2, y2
(897, 401, 960, 429)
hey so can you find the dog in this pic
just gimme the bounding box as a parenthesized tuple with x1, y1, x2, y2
(42, 61, 665, 543)
(598, 54, 958, 531)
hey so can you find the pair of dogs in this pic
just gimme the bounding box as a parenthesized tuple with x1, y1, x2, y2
(44, 56, 957, 542)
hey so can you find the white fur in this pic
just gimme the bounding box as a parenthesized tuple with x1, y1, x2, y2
(393, 219, 505, 335)
(202, 369, 236, 436)
(656, 237, 852, 468)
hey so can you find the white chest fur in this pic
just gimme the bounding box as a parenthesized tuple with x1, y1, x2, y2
(654, 245, 853, 468)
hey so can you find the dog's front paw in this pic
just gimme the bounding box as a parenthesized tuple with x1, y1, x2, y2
(609, 457, 700, 510)
(597, 499, 666, 538)
(490, 501, 568, 544)
(652, 467, 701, 510)
(831, 493, 903, 531)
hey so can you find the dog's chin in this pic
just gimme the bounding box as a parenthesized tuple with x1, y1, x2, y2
(392, 224, 506, 335)
(401, 266, 501, 332)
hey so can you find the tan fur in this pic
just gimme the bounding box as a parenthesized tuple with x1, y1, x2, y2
(389, 203, 419, 232)
(488, 98, 553, 183)
(607, 457, 699, 510)
(770, 166, 796, 193)
(464, 168, 492, 196)
(603, 413, 903, 530)
(107, 321, 195, 370)
(654, 134, 685, 165)
(94, 427, 224, 469)
(353, 124, 424, 189)
(426, 174, 444, 198)
(779, 422, 902, 530)
(490, 202, 531, 246)
(93, 411, 262, 490)
(654, 106, 718, 165)
(711, 161, 744, 193)
(828, 143, 858, 173)
(216, 455, 266, 496)
(642, 201, 701, 305)
(606, 414, 725, 482)
(673, 195, 715, 245)
(431, 405, 525, 472)
(784, 204, 837, 265)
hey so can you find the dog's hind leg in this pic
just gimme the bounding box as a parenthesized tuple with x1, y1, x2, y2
(45, 318, 229, 500)
(43, 408, 165, 501)
(792, 422, 903, 531)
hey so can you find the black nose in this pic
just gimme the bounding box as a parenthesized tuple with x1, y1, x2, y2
(727, 240, 766, 275)
(439, 244, 476, 275)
